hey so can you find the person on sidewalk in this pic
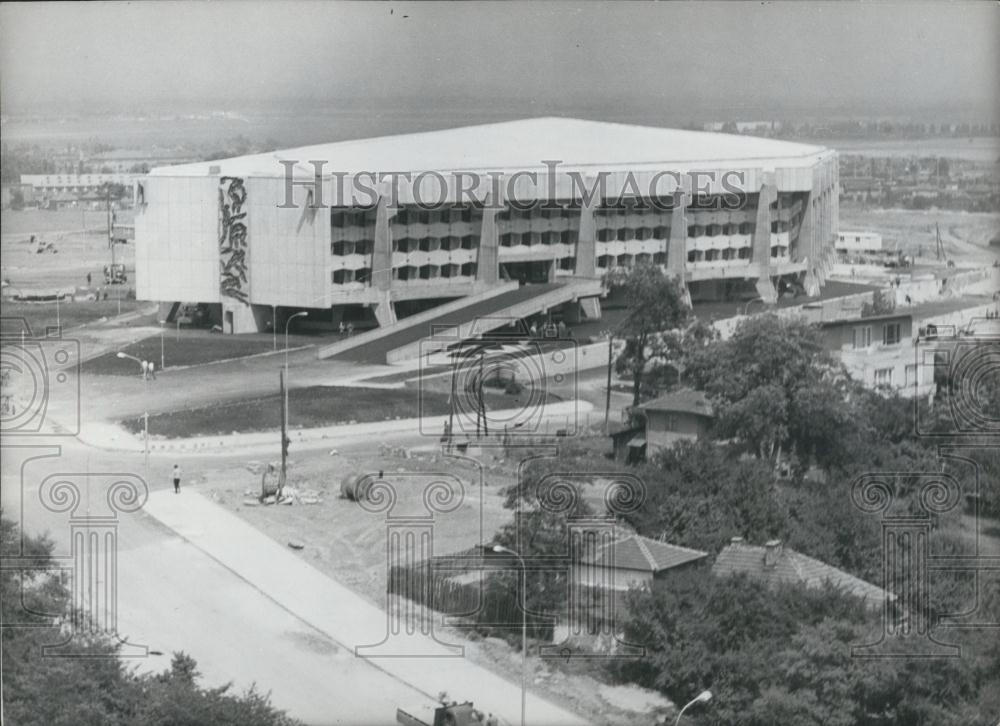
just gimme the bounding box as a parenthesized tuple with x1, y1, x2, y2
(172, 464, 181, 494)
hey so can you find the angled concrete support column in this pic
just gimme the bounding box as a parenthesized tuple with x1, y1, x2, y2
(373, 297, 396, 327)
(371, 190, 396, 328)
(752, 181, 778, 304)
(667, 190, 692, 307)
(575, 194, 598, 279)
(476, 193, 500, 285)
(821, 188, 834, 277)
(372, 191, 394, 293)
(800, 193, 821, 297)
(579, 296, 602, 320)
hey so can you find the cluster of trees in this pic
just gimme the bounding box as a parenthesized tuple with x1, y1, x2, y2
(1, 516, 300, 726)
(488, 432, 999, 724)
(615, 569, 1000, 726)
(607, 265, 716, 408)
(477, 264, 1000, 723)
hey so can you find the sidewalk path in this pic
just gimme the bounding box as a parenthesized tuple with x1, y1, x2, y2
(78, 400, 593, 454)
(143, 490, 589, 726)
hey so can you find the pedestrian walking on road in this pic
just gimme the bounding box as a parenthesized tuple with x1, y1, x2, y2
(346, 322, 354, 337)
(172, 464, 181, 494)
(86, 272, 92, 286)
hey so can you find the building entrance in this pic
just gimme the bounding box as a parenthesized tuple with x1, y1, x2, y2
(501, 260, 552, 284)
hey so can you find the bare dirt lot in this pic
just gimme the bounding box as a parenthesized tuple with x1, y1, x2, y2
(839, 203, 1000, 264)
(2, 208, 136, 291)
(198, 446, 669, 725)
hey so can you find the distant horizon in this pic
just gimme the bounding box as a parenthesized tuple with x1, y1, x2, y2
(2, 2, 997, 124)
(3, 94, 999, 126)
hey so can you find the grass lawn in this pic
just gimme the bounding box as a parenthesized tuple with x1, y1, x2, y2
(120, 385, 542, 438)
(82, 332, 283, 375)
(1, 299, 144, 336)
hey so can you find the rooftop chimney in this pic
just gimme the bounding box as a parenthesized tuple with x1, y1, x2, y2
(764, 539, 782, 568)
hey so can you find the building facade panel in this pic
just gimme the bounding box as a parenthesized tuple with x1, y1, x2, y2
(135, 175, 220, 304)
(136, 120, 841, 330)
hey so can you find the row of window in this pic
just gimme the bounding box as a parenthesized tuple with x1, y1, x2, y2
(596, 227, 668, 242)
(331, 200, 800, 230)
(330, 263, 480, 284)
(500, 231, 578, 246)
(852, 322, 903, 349)
(394, 263, 477, 280)
(330, 207, 482, 228)
(873, 364, 919, 388)
(687, 248, 753, 263)
(393, 236, 478, 253)
(592, 221, 790, 240)
(596, 252, 666, 268)
(332, 226, 797, 254)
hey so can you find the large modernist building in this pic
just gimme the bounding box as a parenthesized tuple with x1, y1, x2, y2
(135, 117, 839, 334)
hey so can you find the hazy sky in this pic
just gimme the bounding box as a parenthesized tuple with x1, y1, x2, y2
(1, 1, 998, 118)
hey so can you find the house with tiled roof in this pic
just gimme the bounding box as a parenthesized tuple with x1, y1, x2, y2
(573, 532, 708, 592)
(712, 537, 894, 610)
(635, 388, 714, 456)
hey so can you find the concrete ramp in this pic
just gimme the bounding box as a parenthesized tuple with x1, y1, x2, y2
(319, 279, 603, 365)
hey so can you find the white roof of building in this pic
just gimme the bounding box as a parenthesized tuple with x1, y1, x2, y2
(149, 116, 830, 178)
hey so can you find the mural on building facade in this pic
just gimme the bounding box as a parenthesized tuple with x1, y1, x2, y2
(219, 176, 249, 304)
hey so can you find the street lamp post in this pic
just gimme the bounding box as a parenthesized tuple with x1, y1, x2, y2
(116, 352, 150, 473)
(158, 320, 165, 370)
(673, 690, 712, 726)
(284, 311, 309, 428)
(271, 305, 277, 351)
(492, 544, 527, 726)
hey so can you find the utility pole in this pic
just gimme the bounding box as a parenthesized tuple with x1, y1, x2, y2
(279, 369, 289, 497)
(604, 333, 614, 433)
(446, 356, 458, 451)
(477, 349, 488, 437)
(108, 187, 115, 267)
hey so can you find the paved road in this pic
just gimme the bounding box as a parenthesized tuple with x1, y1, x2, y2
(143, 490, 587, 726)
(2, 439, 587, 725)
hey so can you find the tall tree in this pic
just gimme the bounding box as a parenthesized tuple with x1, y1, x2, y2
(684, 314, 853, 471)
(606, 264, 691, 408)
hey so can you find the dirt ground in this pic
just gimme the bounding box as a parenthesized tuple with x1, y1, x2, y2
(839, 203, 1000, 264)
(2, 208, 136, 291)
(199, 448, 671, 725)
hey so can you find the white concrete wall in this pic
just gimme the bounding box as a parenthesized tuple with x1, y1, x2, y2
(246, 177, 330, 308)
(135, 175, 220, 303)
